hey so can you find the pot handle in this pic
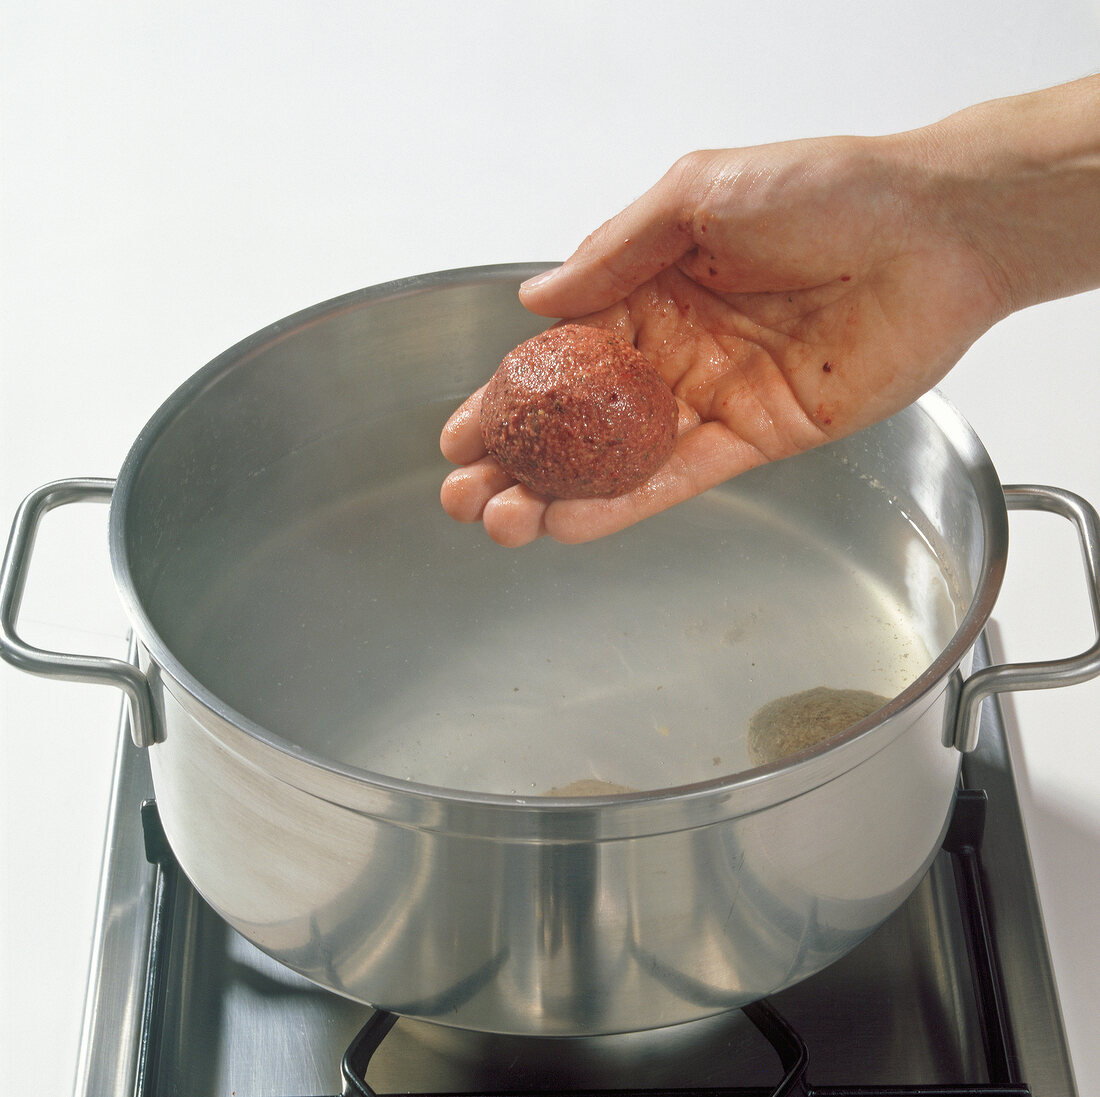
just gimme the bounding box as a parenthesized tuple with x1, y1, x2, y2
(0, 478, 160, 748)
(953, 483, 1100, 752)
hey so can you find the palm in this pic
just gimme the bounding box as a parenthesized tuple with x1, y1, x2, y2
(603, 253, 991, 459)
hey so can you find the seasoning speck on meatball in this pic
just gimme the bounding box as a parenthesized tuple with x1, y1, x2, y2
(479, 324, 678, 499)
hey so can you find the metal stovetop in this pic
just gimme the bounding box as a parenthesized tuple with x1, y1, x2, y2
(73, 633, 1078, 1096)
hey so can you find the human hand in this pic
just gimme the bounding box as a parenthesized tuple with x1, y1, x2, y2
(441, 80, 1099, 546)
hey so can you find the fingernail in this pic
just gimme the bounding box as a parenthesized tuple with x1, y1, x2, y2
(520, 266, 561, 292)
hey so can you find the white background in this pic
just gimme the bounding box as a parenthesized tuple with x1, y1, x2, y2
(2, 2, 1098, 1093)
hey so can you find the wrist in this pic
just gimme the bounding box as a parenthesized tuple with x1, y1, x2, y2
(901, 77, 1100, 315)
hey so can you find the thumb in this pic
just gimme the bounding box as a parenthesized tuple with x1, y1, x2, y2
(519, 163, 703, 318)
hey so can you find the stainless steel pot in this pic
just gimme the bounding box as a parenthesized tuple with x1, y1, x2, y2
(3, 264, 1099, 1036)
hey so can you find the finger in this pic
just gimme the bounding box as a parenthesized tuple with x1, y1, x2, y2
(440, 456, 517, 523)
(439, 384, 488, 464)
(542, 422, 769, 544)
(482, 484, 551, 547)
(519, 156, 714, 318)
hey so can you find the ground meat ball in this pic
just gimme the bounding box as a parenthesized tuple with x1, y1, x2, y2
(747, 686, 890, 766)
(479, 324, 678, 499)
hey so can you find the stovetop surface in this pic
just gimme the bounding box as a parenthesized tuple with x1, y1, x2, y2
(74, 635, 1077, 1096)
(136, 854, 983, 1093)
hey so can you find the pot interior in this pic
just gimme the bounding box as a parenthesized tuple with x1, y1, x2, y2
(115, 268, 996, 795)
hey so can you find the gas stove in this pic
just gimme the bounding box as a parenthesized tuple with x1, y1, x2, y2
(73, 634, 1077, 1096)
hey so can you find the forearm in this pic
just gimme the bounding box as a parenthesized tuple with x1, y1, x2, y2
(908, 75, 1100, 315)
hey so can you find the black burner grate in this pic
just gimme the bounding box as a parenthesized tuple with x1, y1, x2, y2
(136, 790, 1030, 1097)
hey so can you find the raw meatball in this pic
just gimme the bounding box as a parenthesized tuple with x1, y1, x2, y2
(479, 324, 678, 499)
(747, 686, 889, 766)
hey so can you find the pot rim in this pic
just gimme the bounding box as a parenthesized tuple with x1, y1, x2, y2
(109, 264, 1006, 826)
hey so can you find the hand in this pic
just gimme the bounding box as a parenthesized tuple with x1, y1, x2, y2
(440, 79, 1100, 547)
